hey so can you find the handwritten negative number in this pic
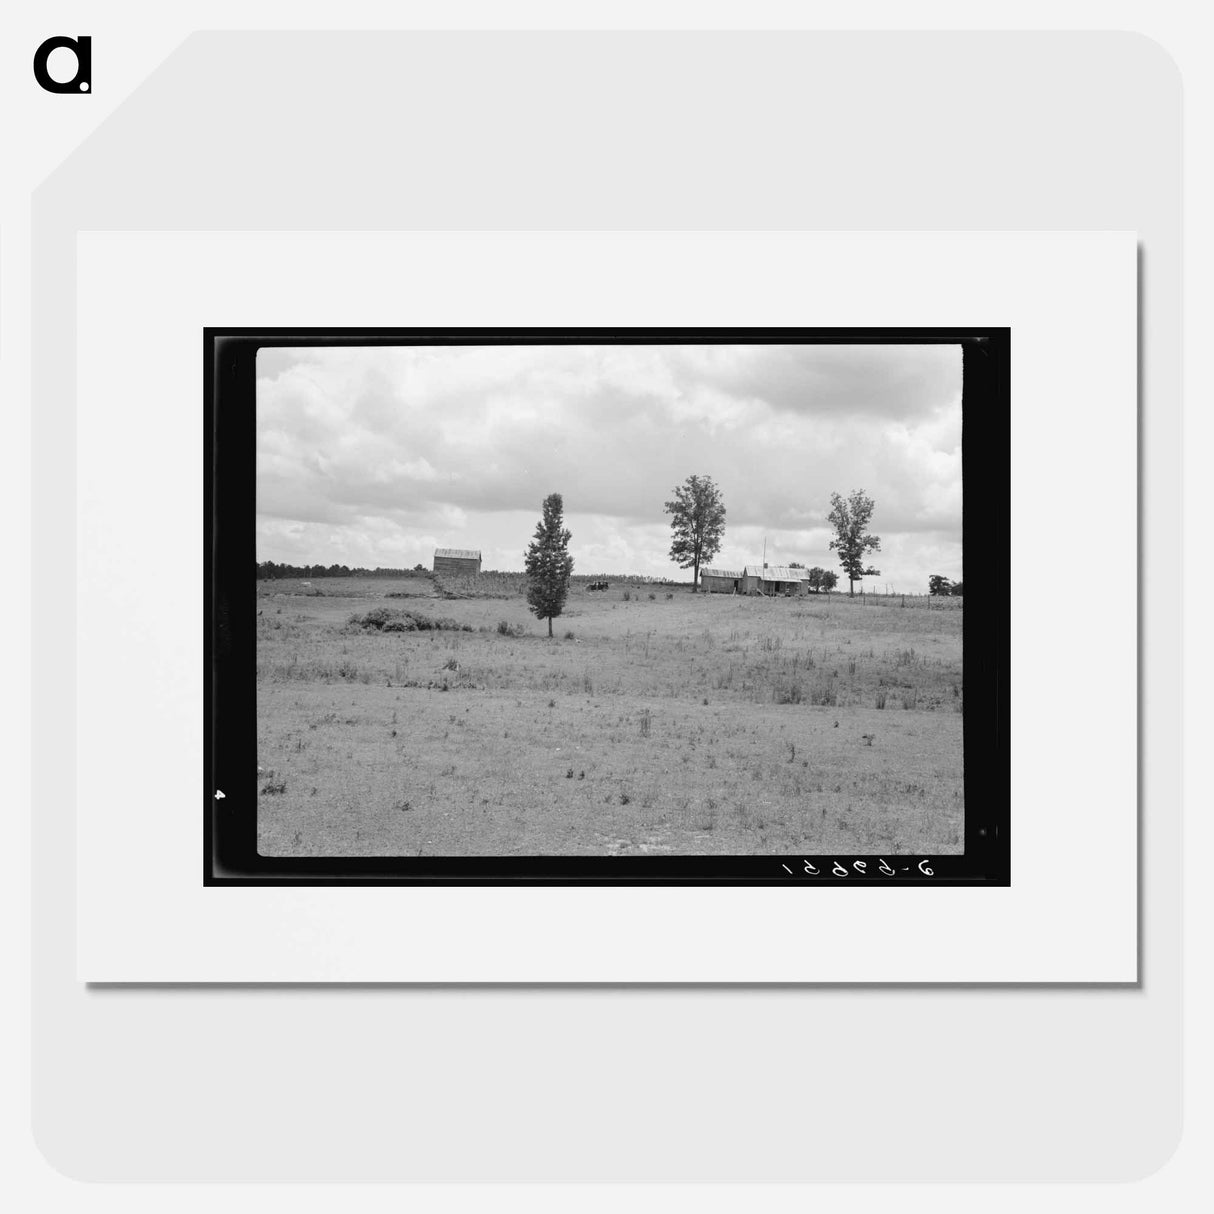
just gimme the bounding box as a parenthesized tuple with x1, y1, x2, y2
(793, 858, 937, 878)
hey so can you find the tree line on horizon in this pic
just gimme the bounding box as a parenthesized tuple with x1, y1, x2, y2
(256, 560, 429, 580)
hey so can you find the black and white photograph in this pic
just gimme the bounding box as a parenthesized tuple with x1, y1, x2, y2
(209, 328, 1007, 883)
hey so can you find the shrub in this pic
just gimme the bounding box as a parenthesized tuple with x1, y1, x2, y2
(773, 679, 803, 705)
(347, 607, 470, 633)
(349, 606, 396, 630)
(382, 618, 417, 632)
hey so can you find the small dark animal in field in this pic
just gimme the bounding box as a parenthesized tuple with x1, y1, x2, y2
(833, 720, 839, 728)
(861, 733, 875, 746)
(587, 580, 610, 592)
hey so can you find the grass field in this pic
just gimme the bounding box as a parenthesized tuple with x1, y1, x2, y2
(256, 575, 964, 856)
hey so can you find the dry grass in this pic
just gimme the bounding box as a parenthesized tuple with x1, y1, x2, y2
(256, 577, 963, 857)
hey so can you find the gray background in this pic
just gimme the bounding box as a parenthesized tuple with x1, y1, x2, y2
(32, 32, 1180, 1180)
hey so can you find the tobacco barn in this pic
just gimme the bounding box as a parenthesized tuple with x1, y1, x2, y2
(433, 547, 482, 576)
(700, 567, 743, 594)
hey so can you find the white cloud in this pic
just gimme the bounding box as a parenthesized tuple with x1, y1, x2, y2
(256, 343, 964, 589)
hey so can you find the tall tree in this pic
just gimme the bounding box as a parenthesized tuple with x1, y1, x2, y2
(826, 489, 882, 597)
(523, 492, 575, 638)
(664, 474, 726, 592)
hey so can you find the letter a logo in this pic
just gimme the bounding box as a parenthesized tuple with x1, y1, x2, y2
(33, 36, 92, 93)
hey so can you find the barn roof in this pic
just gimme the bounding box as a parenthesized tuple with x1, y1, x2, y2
(434, 548, 481, 560)
(744, 565, 809, 581)
(701, 567, 743, 579)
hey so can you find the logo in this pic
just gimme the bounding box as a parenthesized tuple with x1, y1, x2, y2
(33, 35, 91, 93)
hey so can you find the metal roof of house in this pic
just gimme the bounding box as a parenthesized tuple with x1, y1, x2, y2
(701, 568, 743, 579)
(434, 548, 481, 560)
(743, 565, 809, 581)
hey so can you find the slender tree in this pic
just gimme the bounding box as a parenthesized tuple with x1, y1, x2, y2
(664, 474, 727, 591)
(523, 492, 574, 637)
(826, 489, 882, 597)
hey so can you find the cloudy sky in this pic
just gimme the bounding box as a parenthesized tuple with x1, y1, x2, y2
(256, 343, 963, 591)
